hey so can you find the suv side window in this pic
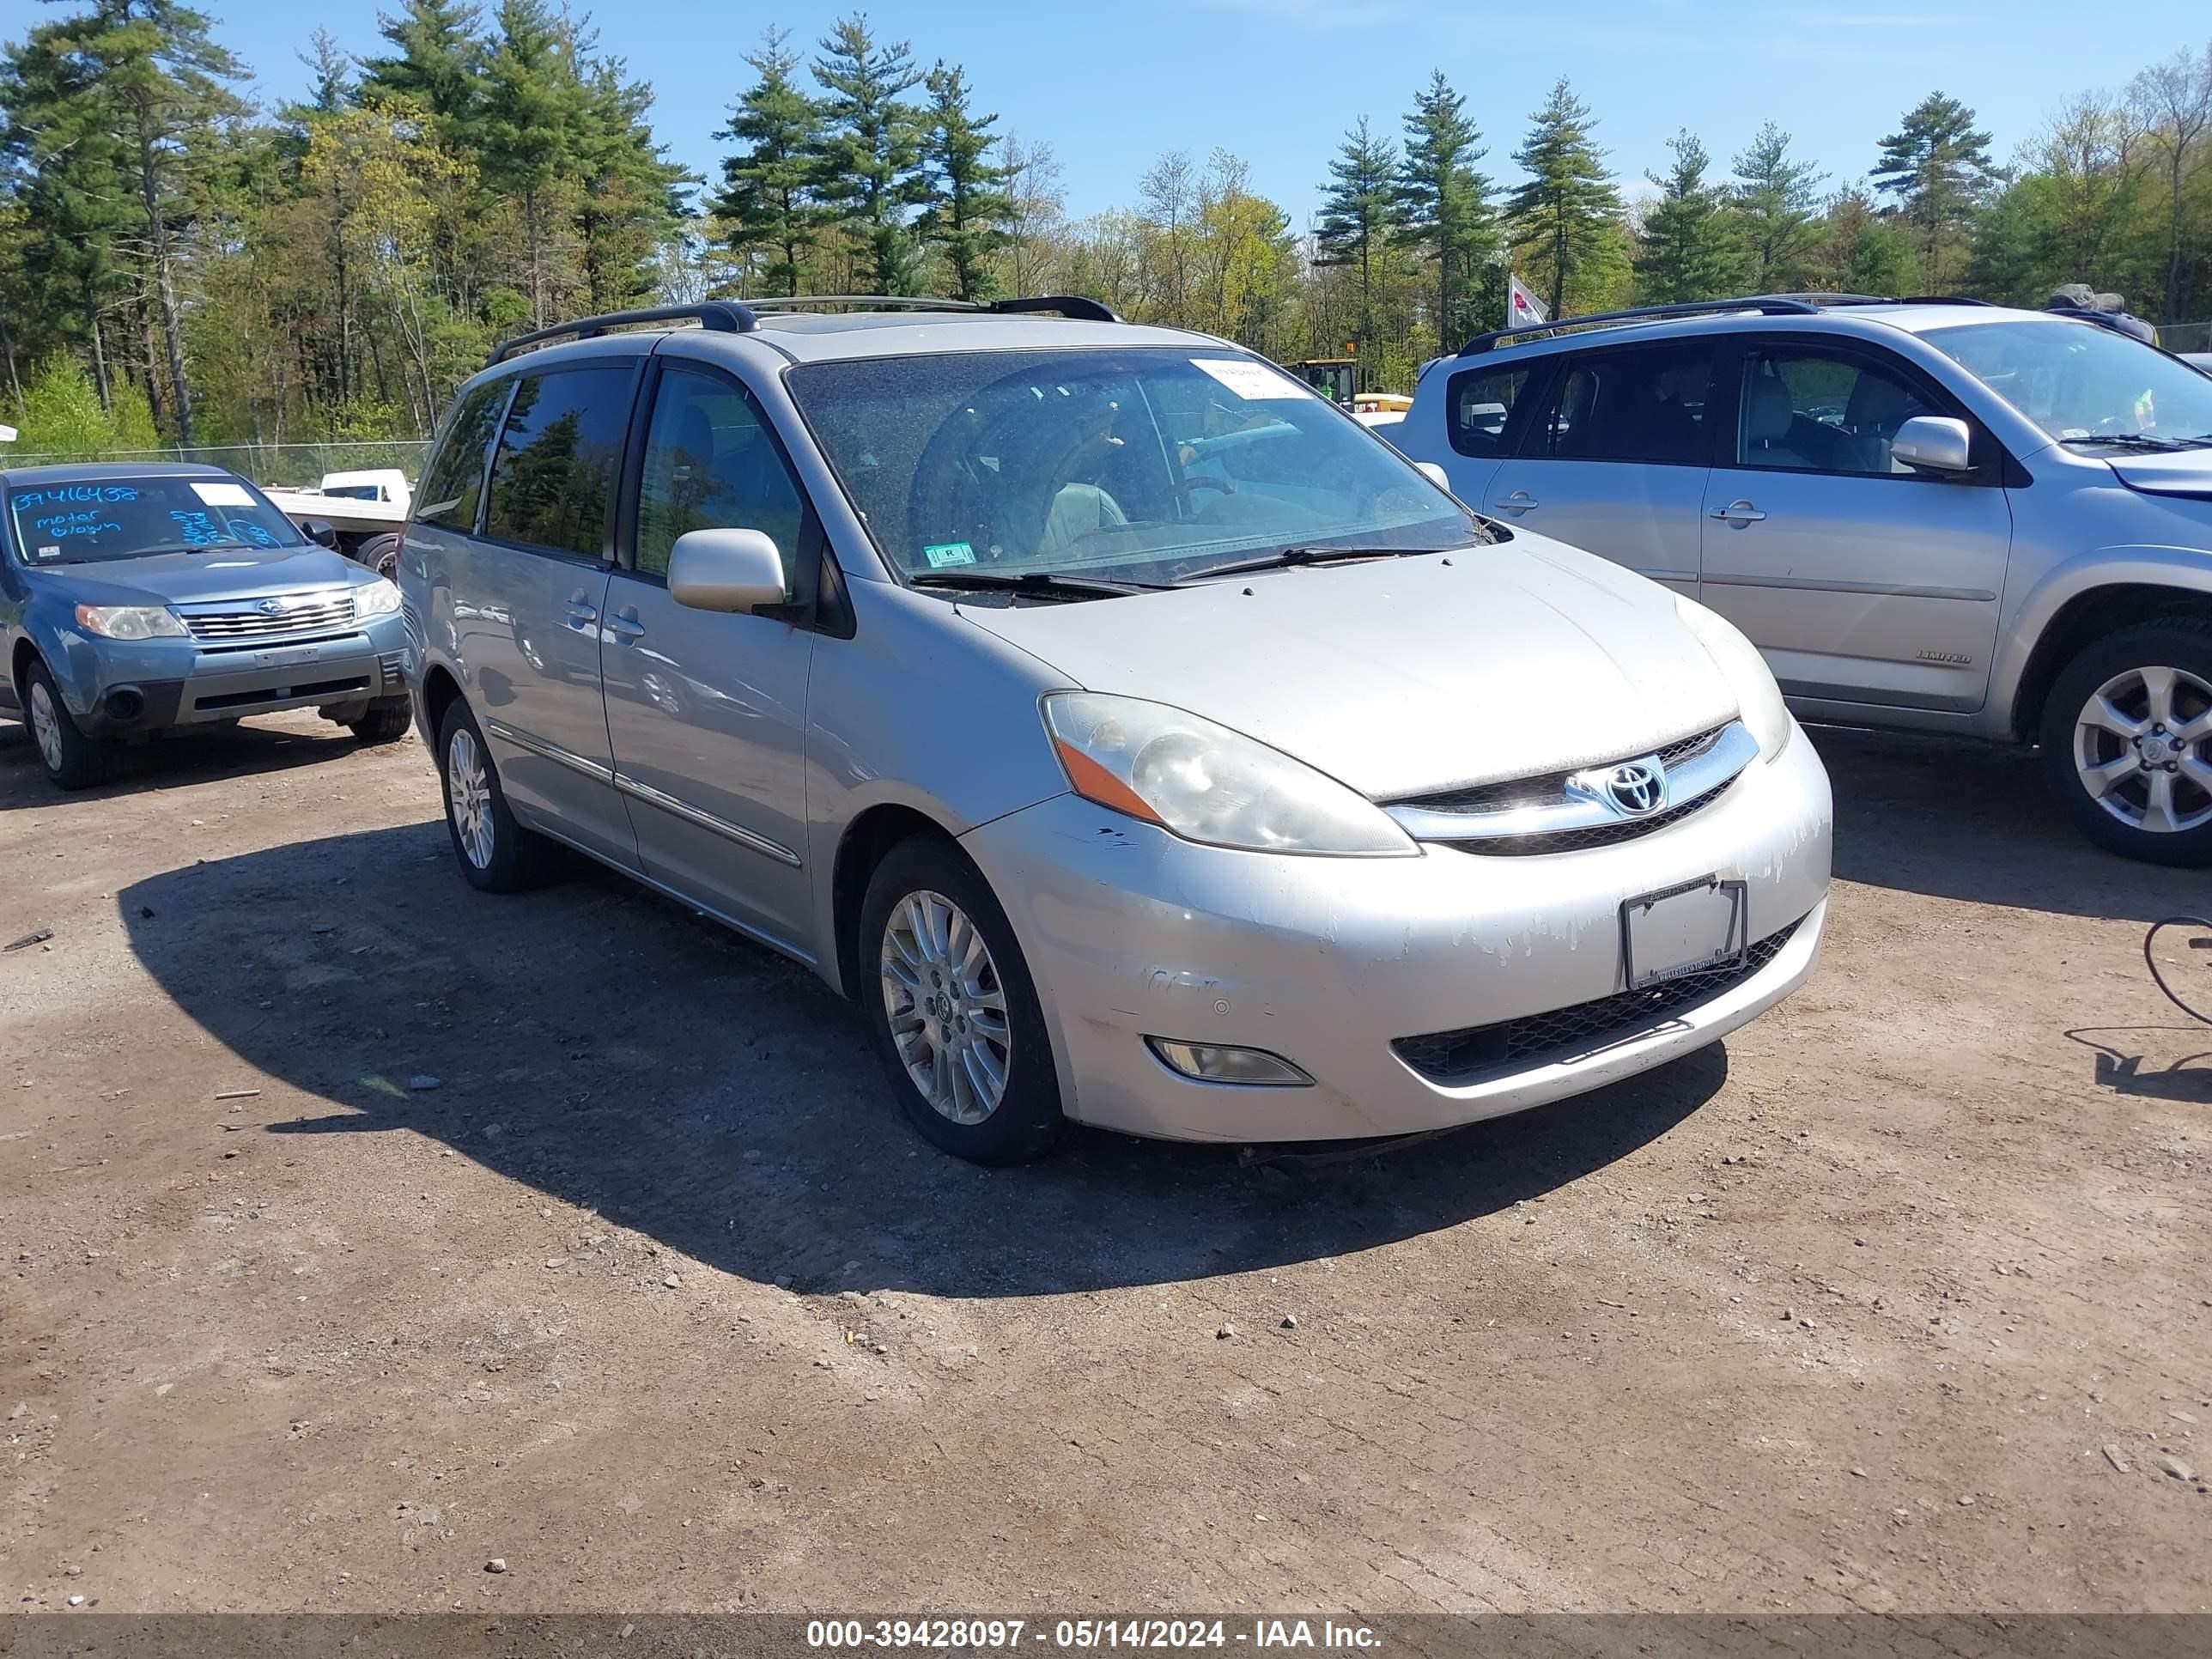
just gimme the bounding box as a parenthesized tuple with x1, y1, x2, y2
(483, 366, 635, 557)
(415, 381, 506, 528)
(635, 366, 806, 583)
(1735, 348, 1940, 477)
(1444, 365, 1532, 459)
(1524, 343, 1714, 465)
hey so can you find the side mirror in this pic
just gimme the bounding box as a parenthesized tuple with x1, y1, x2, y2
(1413, 461, 1451, 491)
(1891, 415, 1973, 475)
(667, 527, 787, 614)
(301, 518, 338, 550)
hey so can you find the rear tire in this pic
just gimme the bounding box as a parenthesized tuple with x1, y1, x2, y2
(435, 700, 559, 893)
(349, 698, 414, 744)
(23, 659, 111, 791)
(857, 834, 1065, 1165)
(2039, 619, 2212, 866)
(361, 533, 403, 582)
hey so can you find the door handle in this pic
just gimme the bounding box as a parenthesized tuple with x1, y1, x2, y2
(1492, 489, 1540, 513)
(1710, 500, 1766, 524)
(607, 608, 646, 640)
(565, 589, 599, 623)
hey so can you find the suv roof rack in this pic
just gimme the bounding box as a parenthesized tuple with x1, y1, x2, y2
(487, 301, 759, 367)
(742, 294, 1122, 323)
(1457, 295, 1820, 356)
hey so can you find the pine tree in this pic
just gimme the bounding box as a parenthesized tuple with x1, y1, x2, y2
(1870, 92, 1997, 289)
(809, 14, 927, 295)
(1731, 122, 1825, 291)
(574, 53, 689, 313)
(1635, 130, 1747, 303)
(918, 63, 1011, 301)
(359, 0, 486, 140)
(1506, 78, 1622, 319)
(1316, 115, 1401, 359)
(1396, 72, 1491, 354)
(712, 28, 827, 297)
(478, 0, 587, 325)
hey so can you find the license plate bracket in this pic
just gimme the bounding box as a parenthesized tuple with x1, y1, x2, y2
(1620, 875, 1747, 990)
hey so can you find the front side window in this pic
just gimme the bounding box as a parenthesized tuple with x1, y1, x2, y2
(415, 382, 506, 527)
(634, 367, 805, 582)
(4, 474, 306, 567)
(1736, 349, 1937, 476)
(1528, 343, 1713, 465)
(1446, 365, 1531, 459)
(787, 348, 1478, 586)
(483, 367, 633, 557)
(1920, 318, 2212, 449)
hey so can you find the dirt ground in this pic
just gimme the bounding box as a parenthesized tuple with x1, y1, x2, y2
(2, 709, 2207, 1617)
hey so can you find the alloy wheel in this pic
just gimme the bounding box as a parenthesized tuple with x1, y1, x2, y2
(28, 680, 64, 775)
(447, 726, 496, 869)
(878, 889, 1012, 1126)
(2072, 664, 2212, 835)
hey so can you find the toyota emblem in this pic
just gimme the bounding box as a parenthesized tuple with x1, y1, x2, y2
(1603, 760, 1666, 816)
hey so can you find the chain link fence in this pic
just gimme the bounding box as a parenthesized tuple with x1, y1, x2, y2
(1, 438, 431, 489)
(2155, 320, 2210, 355)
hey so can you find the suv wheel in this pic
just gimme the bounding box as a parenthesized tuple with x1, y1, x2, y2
(436, 701, 559, 892)
(23, 659, 111, 790)
(2040, 621, 2212, 866)
(361, 533, 402, 581)
(858, 835, 1065, 1164)
(349, 699, 414, 744)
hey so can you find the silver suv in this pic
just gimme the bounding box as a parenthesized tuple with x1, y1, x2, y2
(1395, 295, 2212, 865)
(401, 298, 1830, 1164)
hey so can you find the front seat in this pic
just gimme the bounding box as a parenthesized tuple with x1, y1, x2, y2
(1742, 377, 1813, 471)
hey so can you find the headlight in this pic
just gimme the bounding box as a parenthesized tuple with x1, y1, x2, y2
(353, 580, 401, 617)
(75, 604, 185, 641)
(1042, 692, 1416, 856)
(1674, 594, 1791, 761)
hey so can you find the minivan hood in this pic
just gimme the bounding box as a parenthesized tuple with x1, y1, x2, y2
(2104, 449, 2212, 500)
(957, 535, 1741, 799)
(30, 544, 359, 605)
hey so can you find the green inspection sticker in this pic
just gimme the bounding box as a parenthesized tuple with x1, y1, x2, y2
(922, 540, 977, 568)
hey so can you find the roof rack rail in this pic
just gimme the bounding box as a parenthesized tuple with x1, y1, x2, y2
(741, 293, 1122, 323)
(487, 301, 758, 367)
(1890, 295, 1997, 307)
(1457, 295, 1820, 356)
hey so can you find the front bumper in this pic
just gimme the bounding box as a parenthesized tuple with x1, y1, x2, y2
(60, 619, 410, 735)
(962, 722, 1832, 1143)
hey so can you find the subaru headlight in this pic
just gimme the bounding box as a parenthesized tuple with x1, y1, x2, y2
(1042, 692, 1416, 856)
(75, 604, 185, 641)
(1674, 594, 1791, 761)
(352, 579, 401, 618)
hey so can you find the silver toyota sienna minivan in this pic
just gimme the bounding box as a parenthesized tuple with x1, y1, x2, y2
(401, 297, 1832, 1164)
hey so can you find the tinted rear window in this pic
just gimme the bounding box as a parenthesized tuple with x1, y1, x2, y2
(483, 367, 634, 557)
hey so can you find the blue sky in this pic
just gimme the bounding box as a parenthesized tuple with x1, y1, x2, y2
(173, 0, 2211, 220)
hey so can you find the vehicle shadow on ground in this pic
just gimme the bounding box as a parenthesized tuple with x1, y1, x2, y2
(118, 823, 1725, 1298)
(0, 711, 386, 809)
(1808, 724, 2181, 922)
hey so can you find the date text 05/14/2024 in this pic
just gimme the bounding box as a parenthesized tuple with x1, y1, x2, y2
(804, 1620, 1382, 1650)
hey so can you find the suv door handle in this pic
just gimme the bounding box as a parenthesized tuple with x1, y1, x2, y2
(606, 607, 646, 640)
(1710, 500, 1766, 524)
(566, 589, 599, 623)
(1492, 489, 1540, 513)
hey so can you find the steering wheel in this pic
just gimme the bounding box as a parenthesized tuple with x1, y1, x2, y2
(1172, 475, 1235, 500)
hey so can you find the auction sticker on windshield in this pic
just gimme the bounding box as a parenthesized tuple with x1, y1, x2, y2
(1191, 357, 1309, 401)
(923, 541, 977, 568)
(191, 480, 255, 507)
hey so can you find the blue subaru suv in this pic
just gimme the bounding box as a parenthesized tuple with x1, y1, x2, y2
(2, 462, 413, 788)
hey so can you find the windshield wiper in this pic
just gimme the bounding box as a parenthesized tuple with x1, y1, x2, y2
(2059, 433, 2190, 451)
(909, 569, 1165, 600)
(130, 540, 270, 557)
(1177, 545, 1437, 583)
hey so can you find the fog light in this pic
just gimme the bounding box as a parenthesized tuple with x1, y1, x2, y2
(1146, 1037, 1312, 1087)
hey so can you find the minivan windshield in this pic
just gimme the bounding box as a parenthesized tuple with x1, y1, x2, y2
(1919, 319, 2212, 448)
(5, 474, 307, 567)
(787, 348, 1483, 586)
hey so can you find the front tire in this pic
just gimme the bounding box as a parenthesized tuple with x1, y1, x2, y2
(361, 533, 402, 582)
(349, 698, 414, 744)
(2040, 620, 2212, 866)
(858, 835, 1065, 1164)
(436, 701, 558, 893)
(23, 659, 111, 791)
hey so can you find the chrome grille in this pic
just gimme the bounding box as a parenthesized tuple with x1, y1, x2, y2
(181, 590, 357, 642)
(1391, 917, 1803, 1086)
(1397, 723, 1728, 817)
(1446, 776, 1738, 857)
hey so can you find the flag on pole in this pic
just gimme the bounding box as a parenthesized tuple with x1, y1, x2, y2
(1506, 273, 1548, 329)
